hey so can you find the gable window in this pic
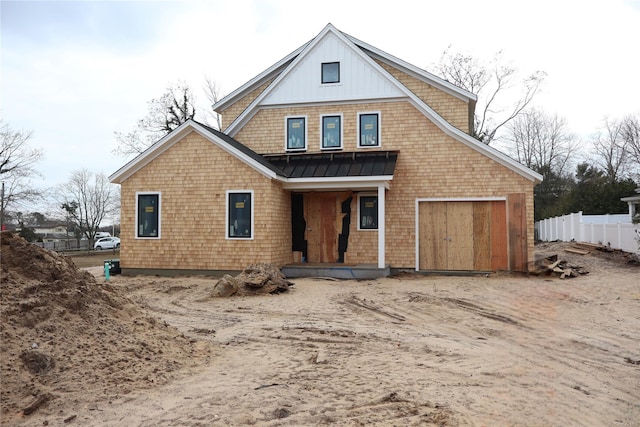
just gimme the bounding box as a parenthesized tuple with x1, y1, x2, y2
(227, 190, 253, 239)
(358, 194, 378, 230)
(358, 113, 380, 147)
(286, 116, 306, 151)
(137, 192, 160, 238)
(321, 115, 342, 149)
(321, 62, 340, 84)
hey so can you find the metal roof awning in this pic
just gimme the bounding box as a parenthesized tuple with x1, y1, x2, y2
(265, 151, 398, 191)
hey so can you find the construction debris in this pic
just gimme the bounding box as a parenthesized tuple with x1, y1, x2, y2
(564, 247, 590, 255)
(212, 264, 294, 297)
(530, 254, 589, 279)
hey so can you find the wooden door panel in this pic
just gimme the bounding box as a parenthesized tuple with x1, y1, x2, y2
(305, 193, 337, 263)
(508, 193, 528, 272)
(447, 202, 474, 270)
(419, 201, 447, 270)
(491, 200, 508, 270)
(473, 201, 492, 271)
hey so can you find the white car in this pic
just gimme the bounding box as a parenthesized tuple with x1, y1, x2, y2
(94, 237, 120, 250)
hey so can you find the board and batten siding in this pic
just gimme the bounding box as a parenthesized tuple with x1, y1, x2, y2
(119, 131, 292, 273)
(262, 32, 404, 106)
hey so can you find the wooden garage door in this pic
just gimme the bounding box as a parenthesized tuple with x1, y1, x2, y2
(419, 201, 508, 271)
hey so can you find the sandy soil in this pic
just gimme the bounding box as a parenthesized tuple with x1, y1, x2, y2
(2, 236, 639, 426)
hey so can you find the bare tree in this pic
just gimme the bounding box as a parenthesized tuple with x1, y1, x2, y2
(621, 114, 640, 173)
(58, 170, 117, 243)
(114, 81, 196, 157)
(593, 117, 631, 182)
(203, 75, 223, 130)
(1, 121, 44, 226)
(434, 48, 546, 145)
(505, 108, 577, 220)
(506, 108, 577, 176)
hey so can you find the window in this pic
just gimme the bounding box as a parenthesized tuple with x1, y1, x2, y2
(358, 195, 378, 230)
(137, 192, 160, 238)
(321, 62, 340, 84)
(286, 116, 306, 150)
(227, 191, 253, 239)
(359, 113, 380, 147)
(321, 115, 342, 149)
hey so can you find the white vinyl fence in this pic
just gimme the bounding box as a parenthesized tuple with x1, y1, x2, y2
(536, 212, 639, 254)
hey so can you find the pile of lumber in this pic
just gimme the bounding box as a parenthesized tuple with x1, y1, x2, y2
(530, 254, 589, 279)
(565, 242, 613, 255)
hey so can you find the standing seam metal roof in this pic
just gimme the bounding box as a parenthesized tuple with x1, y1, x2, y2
(264, 151, 398, 178)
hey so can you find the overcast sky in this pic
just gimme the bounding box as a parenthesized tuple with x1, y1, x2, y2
(2, 0, 639, 207)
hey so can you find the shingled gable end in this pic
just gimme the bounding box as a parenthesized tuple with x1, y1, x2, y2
(110, 23, 542, 277)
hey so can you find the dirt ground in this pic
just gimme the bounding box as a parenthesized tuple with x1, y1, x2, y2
(2, 234, 639, 426)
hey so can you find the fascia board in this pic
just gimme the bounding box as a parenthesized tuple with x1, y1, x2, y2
(225, 23, 415, 137)
(407, 97, 543, 183)
(109, 123, 194, 184)
(109, 121, 278, 184)
(224, 25, 339, 137)
(212, 42, 310, 111)
(344, 33, 477, 102)
(213, 43, 309, 114)
(281, 175, 393, 191)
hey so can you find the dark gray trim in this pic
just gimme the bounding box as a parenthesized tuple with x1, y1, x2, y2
(122, 268, 241, 277)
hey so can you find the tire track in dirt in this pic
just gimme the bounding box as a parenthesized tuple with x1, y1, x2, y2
(49, 260, 638, 427)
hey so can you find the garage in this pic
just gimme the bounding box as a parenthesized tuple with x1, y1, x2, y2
(417, 195, 528, 272)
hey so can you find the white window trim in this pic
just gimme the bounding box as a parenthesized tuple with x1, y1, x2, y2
(225, 189, 255, 240)
(285, 115, 307, 152)
(357, 111, 382, 148)
(357, 193, 378, 231)
(135, 191, 161, 239)
(320, 113, 344, 150)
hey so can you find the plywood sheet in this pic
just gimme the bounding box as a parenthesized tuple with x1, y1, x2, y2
(447, 202, 474, 270)
(418, 201, 447, 270)
(305, 193, 338, 263)
(491, 200, 508, 270)
(473, 202, 492, 271)
(507, 193, 528, 272)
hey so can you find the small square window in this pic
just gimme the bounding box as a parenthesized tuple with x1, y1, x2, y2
(137, 193, 160, 238)
(286, 117, 306, 150)
(359, 113, 380, 147)
(227, 191, 253, 239)
(359, 195, 378, 230)
(322, 115, 342, 149)
(322, 62, 340, 84)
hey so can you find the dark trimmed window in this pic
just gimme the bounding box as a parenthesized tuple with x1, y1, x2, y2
(137, 193, 160, 238)
(321, 62, 340, 84)
(359, 113, 379, 147)
(286, 117, 306, 150)
(322, 115, 341, 149)
(359, 195, 378, 230)
(228, 192, 252, 238)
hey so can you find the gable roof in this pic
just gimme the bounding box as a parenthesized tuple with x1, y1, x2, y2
(213, 24, 475, 113)
(214, 23, 541, 183)
(109, 120, 287, 184)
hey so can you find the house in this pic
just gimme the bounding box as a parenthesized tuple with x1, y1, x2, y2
(109, 24, 542, 277)
(621, 187, 640, 223)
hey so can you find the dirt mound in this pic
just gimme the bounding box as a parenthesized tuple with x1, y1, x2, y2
(0, 232, 212, 424)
